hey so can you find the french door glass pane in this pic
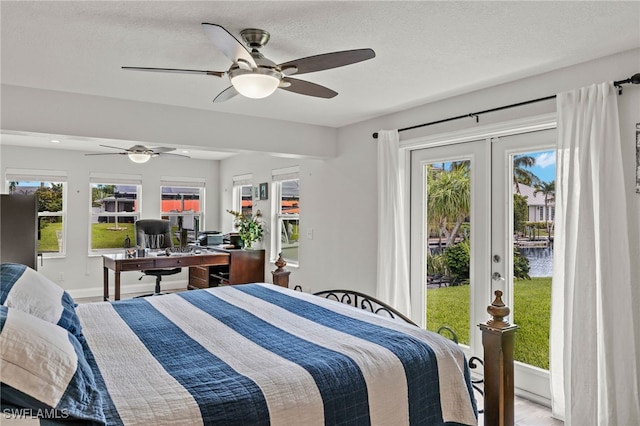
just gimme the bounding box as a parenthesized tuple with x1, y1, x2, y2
(512, 150, 555, 370)
(425, 160, 471, 345)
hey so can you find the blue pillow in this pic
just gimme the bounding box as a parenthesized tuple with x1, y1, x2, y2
(0, 263, 82, 338)
(0, 306, 105, 424)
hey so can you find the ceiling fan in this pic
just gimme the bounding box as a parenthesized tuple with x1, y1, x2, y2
(122, 23, 376, 103)
(85, 145, 189, 163)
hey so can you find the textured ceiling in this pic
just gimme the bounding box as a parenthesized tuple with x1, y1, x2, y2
(1, 1, 639, 155)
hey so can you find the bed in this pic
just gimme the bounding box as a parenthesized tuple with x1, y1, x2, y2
(1, 263, 478, 425)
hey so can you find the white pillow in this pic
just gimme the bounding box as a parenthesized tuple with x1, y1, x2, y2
(0, 263, 82, 337)
(0, 305, 104, 423)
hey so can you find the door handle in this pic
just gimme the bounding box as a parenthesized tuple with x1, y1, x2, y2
(492, 272, 505, 281)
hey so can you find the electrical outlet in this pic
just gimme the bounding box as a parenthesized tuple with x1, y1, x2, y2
(307, 228, 314, 240)
(58, 272, 64, 282)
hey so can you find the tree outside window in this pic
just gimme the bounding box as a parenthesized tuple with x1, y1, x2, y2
(7, 178, 66, 255)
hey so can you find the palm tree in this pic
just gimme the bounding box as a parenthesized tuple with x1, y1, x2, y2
(427, 164, 471, 247)
(513, 154, 541, 193)
(534, 180, 555, 235)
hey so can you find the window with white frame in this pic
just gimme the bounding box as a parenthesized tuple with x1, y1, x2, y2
(89, 173, 141, 252)
(160, 177, 205, 245)
(271, 167, 299, 265)
(6, 169, 67, 256)
(232, 174, 253, 219)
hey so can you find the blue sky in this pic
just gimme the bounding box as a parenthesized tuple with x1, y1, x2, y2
(526, 150, 556, 183)
(439, 149, 556, 184)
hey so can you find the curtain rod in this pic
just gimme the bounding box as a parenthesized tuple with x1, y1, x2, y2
(372, 73, 640, 139)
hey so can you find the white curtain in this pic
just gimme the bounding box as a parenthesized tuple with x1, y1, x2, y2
(550, 82, 640, 424)
(376, 129, 411, 315)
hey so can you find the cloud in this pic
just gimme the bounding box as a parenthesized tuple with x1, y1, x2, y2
(535, 152, 556, 168)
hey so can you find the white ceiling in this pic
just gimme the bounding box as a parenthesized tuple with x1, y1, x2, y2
(1, 1, 639, 158)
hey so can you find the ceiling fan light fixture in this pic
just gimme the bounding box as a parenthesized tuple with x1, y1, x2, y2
(229, 68, 281, 99)
(128, 152, 152, 163)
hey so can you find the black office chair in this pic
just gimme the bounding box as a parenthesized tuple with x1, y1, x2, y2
(135, 219, 181, 296)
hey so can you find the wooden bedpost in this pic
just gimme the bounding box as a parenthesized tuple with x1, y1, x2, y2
(479, 290, 518, 426)
(271, 253, 290, 288)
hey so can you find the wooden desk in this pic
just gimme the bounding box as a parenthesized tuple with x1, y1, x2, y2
(103, 252, 229, 301)
(189, 248, 265, 289)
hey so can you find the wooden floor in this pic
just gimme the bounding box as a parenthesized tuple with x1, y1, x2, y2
(78, 289, 563, 426)
(473, 391, 563, 426)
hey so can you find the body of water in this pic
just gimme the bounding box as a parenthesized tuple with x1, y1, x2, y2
(519, 247, 553, 277)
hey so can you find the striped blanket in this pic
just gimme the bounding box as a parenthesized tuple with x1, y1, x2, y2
(77, 284, 477, 425)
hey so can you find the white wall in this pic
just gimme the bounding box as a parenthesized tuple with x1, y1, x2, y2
(0, 145, 220, 297)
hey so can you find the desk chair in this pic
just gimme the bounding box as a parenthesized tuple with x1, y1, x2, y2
(135, 219, 181, 296)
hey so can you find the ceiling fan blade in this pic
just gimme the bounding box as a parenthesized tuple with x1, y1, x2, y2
(122, 67, 224, 77)
(98, 144, 128, 151)
(201, 23, 256, 68)
(84, 153, 124, 156)
(213, 86, 239, 103)
(157, 152, 190, 159)
(150, 147, 175, 154)
(277, 48, 375, 76)
(279, 78, 338, 99)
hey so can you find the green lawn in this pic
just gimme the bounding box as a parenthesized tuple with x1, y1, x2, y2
(90, 223, 136, 249)
(42, 223, 180, 251)
(427, 277, 551, 370)
(39, 221, 63, 252)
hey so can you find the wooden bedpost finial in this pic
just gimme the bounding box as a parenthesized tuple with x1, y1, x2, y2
(486, 290, 511, 329)
(274, 253, 287, 270)
(272, 253, 290, 288)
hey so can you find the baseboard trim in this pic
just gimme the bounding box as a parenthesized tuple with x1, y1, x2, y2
(515, 387, 551, 408)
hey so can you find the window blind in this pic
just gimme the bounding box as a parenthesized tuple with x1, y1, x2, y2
(272, 166, 299, 182)
(160, 176, 205, 187)
(232, 174, 253, 186)
(89, 172, 142, 185)
(6, 168, 67, 182)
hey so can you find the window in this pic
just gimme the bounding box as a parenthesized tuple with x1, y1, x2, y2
(232, 174, 253, 218)
(89, 173, 141, 253)
(160, 177, 205, 245)
(271, 167, 299, 265)
(6, 169, 67, 256)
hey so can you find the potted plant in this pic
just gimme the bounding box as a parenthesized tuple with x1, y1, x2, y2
(227, 210, 264, 249)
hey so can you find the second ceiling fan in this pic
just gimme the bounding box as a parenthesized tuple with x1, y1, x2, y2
(123, 23, 375, 103)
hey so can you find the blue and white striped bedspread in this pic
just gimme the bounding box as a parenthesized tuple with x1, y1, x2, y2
(77, 284, 477, 425)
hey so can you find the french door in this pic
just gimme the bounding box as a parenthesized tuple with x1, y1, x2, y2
(410, 128, 556, 403)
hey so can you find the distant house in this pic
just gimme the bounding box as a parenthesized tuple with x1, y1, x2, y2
(95, 185, 138, 223)
(516, 183, 555, 223)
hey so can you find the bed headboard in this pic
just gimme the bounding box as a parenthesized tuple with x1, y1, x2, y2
(312, 289, 416, 326)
